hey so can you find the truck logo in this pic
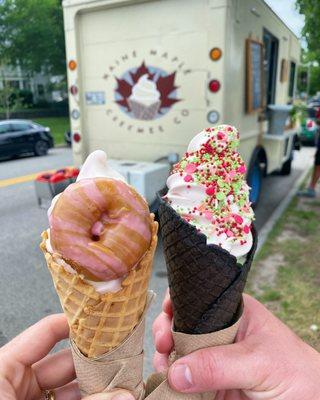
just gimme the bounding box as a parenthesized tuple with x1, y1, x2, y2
(114, 61, 181, 121)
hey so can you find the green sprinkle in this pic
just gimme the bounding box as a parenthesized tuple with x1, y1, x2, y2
(180, 160, 187, 169)
(216, 192, 226, 200)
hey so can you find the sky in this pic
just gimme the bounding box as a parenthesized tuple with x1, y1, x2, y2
(264, 0, 305, 38)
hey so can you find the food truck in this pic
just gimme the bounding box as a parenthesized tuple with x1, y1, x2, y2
(62, 0, 301, 207)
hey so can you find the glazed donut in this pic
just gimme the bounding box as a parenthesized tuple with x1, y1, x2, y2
(49, 177, 152, 281)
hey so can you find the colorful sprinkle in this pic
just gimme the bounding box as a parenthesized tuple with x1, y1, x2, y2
(167, 124, 254, 246)
(184, 175, 193, 182)
(185, 163, 197, 173)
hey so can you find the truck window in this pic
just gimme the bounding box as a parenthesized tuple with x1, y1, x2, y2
(263, 29, 279, 105)
(288, 61, 296, 98)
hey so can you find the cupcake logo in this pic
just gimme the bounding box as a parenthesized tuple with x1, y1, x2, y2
(115, 61, 181, 120)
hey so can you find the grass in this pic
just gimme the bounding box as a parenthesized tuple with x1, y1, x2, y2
(33, 117, 70, 145)
(248, 194, 320, 351)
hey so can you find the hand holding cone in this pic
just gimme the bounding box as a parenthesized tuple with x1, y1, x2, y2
(41, 150, 158, 398)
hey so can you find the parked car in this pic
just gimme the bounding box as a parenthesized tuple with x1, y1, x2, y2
(0, 119, 54, 158)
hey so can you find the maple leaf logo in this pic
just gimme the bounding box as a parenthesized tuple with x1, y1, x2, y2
(115, 61, 181, 120)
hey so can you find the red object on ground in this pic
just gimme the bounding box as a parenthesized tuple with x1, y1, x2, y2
(65, 167, 80, 178)
(35, 173, 52, 182)
(36, 168, 79, 183)
(49, 172, 67, 183)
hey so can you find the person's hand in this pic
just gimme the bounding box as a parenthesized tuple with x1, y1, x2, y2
(0, 314, 134, 400)
(153, 291, 320, 400)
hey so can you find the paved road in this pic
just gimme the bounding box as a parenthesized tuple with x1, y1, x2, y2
(0, 146, 315, 378)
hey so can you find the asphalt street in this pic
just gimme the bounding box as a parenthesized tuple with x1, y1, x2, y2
(0, 146, 315, 378)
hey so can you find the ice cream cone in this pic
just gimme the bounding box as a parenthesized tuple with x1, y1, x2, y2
(158, 193, 257, 334)
(128, 99, 161, 120)
(40, 215, 158, 358)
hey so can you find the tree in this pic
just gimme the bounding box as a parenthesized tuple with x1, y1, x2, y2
(0, 0, 66, 76)
(0, 81, 23, 119)
(296, 0, 320, 63)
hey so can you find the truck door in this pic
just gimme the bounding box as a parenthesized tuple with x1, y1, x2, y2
(263, 29, 279, 106)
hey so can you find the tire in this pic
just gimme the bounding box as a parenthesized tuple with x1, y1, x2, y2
(247, 159, 262, 208)
(34, 140, 48, 156)
(280, 158, 292, 175)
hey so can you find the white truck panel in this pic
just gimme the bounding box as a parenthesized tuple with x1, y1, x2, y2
(63, 0, 300, 183)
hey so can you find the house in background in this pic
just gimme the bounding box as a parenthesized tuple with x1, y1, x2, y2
(0, 64, 66, 104)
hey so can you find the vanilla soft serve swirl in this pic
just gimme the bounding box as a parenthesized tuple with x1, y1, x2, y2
(164, 125, 254, 258)
(129, 74, 161, 106)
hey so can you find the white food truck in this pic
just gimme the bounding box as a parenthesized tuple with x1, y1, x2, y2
(62, 0, 301, 208)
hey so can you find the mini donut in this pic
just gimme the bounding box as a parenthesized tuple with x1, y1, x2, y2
(49, 177, 152, 281)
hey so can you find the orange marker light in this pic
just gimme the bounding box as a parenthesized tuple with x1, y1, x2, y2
(68, 60, 77, 71)
(210, 47, 222, 61)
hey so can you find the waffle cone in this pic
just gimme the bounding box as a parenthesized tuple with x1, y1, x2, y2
(158, 193, 257, 334)
(40, 215, 158, 358)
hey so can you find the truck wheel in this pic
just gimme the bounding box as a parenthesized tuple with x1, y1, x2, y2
(247, 159, 262, 208)
(34, 140, 48, 156)
(280, 158, 292, 175)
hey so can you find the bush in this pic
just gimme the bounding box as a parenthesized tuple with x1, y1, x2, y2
(35, 99, 51, 108)
(18, 90, 34, 107)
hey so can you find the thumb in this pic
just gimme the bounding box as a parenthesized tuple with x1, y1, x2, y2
(83, 389, 135, 400)
(168, 342, 262, 393)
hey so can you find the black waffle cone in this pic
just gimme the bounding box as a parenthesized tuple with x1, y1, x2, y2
(158, 192, 257, 334)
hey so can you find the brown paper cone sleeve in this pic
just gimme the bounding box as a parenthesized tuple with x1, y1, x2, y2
(40, 215, 158, 357)
(158, 192, 257, 334)
(144, 305, 242, 399)
(71, 291, 155, 399)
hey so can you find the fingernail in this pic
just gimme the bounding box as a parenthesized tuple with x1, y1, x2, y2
(111, 393, 135, 400)
(170, 364, 193, 390)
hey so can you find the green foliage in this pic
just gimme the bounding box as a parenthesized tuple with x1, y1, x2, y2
(297, 63, 320, 96)
(296, 0, 320, 62)
(248, 189, 320, 351)
(308, 66, 320, 96)
(0, 0, 66, 76)
(18, 89, 34, 107)
(289, 100, 308, 123)
(0, 83, 24, 118)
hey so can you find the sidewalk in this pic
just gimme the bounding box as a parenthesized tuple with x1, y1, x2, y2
(248, 190, 320, 351)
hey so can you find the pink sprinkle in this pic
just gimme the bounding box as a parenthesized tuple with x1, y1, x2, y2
(229, 170, 236, 179)
(226, 230, 234, 237)
(206, 186, 215, 195)
(237, 165, 246, 174)
(204, 211, 213, 220)
(184, 174, 193, 182)
(185, 163, 197, 174)
(233, 214, 244, 224)
(243, 225, 250, 234)
(217, 131, 225, 140)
